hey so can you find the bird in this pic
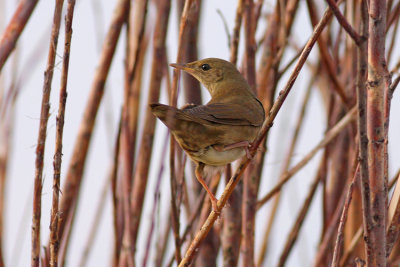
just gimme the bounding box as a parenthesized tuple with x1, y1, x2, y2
(150, 58, 265, 211)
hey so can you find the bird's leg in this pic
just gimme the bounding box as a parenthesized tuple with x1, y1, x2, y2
(195, 163, 219, 212)
(215, 141, 252, 159)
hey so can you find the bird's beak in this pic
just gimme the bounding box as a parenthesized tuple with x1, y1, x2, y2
(170, 63, 185, 69)
(170, 63, 192, 73)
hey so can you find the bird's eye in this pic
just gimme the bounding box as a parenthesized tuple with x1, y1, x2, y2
(201, 64, 210, 71)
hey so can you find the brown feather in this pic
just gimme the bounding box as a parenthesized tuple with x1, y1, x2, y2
(150, 58, 265, 167)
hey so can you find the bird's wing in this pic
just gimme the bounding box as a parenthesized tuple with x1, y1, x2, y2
(182, 102, 264, 126)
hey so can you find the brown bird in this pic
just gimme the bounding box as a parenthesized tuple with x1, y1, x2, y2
(150, 58, 265, 211)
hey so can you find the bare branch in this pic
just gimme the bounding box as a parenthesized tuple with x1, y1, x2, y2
(33, 1, 64, 265)
(0, 0, 39, 72)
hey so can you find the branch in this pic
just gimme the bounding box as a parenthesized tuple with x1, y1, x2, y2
(386, 171, 400, 256)
(142, 133, 169, 267)
(241, 1, 257, 266)
(229, 0, 244, 65)
(128, 0, 169, 257)
(178, 5, 338, 265)
(277, 158, 323, 267)
(257, 74, 313, 267)
(325, 0, 363, 46)
(306, 0, 349, 107)
(367, 0, 389, 264)
(119, 0, 149, 265)
(32, 0, 64, 266)
(49, 1, 76, 266)
(0, 0, 39, 72)
(356, 1, 374, 263)
(257, 107, 356, 208)
(331, 165, 359, 267)
(54, 0, 130, 257)
(166, 0, 196, 263)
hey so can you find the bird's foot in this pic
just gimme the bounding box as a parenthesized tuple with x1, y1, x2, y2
(211, 198, 220, 215)
(195, 164, 221, 215)
(243, 145, 252, 159)
(216, 141, 253, 159)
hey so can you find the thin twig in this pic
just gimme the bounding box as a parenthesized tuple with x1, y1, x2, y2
(111, 118, 122, 267)
(387, 1, 400, 32)
(386, 171, 400, 256)
(167, 0, 195, 263)
(314, 154, 357, 267)
(277, 157, 324, 267)
(55, 0, 130, 258)
(241, 0, 257, 266)
(194, 174, 221, 266)
(216, 9, 231, 48)
(142, 132, 169, 267)
(181, 0, 202, 105)
(257, 74, 314, 267)
(386, 15, 400, 66)
(119, 0, 148, 265)
(340, 169, 400, 266)
(331, 165, 360, 267)
(221, 2, 245, 263)
(257, 107, 357, 208)
(340, 227, 363, 266)
(49, 1, 76, 266)
(277, 44, 304, 79)
(229, 0, 244, 65)
(154, 218, 171, 267)
(179, 5, 339, 265)
(325, 0, 363, 46)
(78, 169, 112, 267)
(32, 1, 64, 266)
(129, 0, 169, 254)
(165, 190, 207, 267)
(0, 0, 39, 72)
(222, 165, 242, 267)
(0, 47, 20, 267)
(306, 0, 349, 107)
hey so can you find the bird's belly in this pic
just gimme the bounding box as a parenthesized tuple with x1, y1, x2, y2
(191, 147, 245, 166)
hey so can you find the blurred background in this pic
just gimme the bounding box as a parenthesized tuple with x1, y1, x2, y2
(1, 0, 400, 266)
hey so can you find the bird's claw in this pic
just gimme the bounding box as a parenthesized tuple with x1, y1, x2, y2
(211, 199, 220, 215)
(244, 145, 252, 159)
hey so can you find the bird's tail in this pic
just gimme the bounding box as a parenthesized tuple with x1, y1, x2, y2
(150, 103, 179, 130)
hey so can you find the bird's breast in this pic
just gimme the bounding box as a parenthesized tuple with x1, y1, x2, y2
(188, 146, 245, 166)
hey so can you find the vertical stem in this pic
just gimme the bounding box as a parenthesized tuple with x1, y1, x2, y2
(111, 119, 122, 267)
(142, 133, 169, 267)
(277, 161, 322, 267)
(367, 0, 389, 265)
(168, 0, 195, 263)
(129, 0, 171, 251)
(0, 0, 39, 72)
(55, 0, 129, 258)
(181, 0, 202, 105)
(357, 1, 374, 264)
(49, 1, 76, 266)
(221, 2, 244, 265)
(257, 76, 313, 267)
(119, 0, 148, 265)
(32, 1, 64, 266)
(229, 0, 244, 66)
(241, 0, 257, 266)
(331, 166, 359, 267)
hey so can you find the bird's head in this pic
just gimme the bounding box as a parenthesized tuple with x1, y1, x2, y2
(170, 58, 246, 96)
